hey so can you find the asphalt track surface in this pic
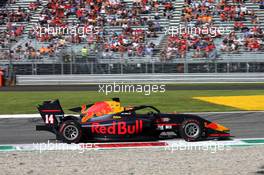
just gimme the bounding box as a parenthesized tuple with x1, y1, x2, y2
(2, 84, 264, 91)
(0, 112, 263, 144)
(1, 84, 264, 145)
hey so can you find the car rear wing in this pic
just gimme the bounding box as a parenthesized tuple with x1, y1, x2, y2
(37, 99, 64, 128)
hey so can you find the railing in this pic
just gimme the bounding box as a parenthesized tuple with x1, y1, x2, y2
(1, 62, 263, 76)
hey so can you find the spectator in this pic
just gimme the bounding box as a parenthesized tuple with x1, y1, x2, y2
(81, 46, 88, 59)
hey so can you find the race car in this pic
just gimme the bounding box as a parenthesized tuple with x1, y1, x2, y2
(36, 98, 231, 143)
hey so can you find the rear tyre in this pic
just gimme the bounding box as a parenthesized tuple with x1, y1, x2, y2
(59, 120, 82, 144)
(180, 119, 203, 142)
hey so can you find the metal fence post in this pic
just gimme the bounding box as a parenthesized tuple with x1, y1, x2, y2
(31, 63, 34, 75)
(35, 64, 37, 75)
(246, 62, 249, 73)
(184, 57, 188, 73)
(215, 61, 217, 73)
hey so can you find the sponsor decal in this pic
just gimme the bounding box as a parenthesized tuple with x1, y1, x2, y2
(161, 118, 170, 122)
(81, 101, 124, 122)
(81, 102, 113, 119)
(41, 109, 61, 113)
(112, 115, 121, 119)
(120, 112, 132, 115)
(156, 123, 179, 130)
(91, 120, 143, 135)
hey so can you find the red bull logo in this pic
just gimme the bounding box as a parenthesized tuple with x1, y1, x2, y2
(91, 120, 143, 135)
(81, 102, 113, 122)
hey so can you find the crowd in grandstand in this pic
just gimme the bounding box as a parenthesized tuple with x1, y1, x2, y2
(161, 0, 264, 61)
(23, 0, 173, 60)
(0, 0, 263, 61)
(0, 6, 30, 24)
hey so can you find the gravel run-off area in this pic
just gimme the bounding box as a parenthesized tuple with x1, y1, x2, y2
(0, 146, 264, 175)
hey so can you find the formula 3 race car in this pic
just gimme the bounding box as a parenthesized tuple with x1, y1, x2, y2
(36, 98, 231, 143)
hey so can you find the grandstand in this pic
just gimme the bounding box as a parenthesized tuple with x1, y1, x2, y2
(0, 0, 264, 74)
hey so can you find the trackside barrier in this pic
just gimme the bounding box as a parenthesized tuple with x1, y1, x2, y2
(16, 73, 264, 85)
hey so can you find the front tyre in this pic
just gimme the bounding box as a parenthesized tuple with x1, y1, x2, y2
(60, 120, 82, 144)
(180, 119, 203, 141)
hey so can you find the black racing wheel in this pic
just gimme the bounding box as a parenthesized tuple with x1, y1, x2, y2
(180, 119, 203, 142)
(59, 120, 82, 144)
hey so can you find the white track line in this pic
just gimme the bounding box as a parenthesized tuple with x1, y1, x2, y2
(1, 111, 264, 119)
(0, 114, 78, 119)
(0, 114, 41, 119)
